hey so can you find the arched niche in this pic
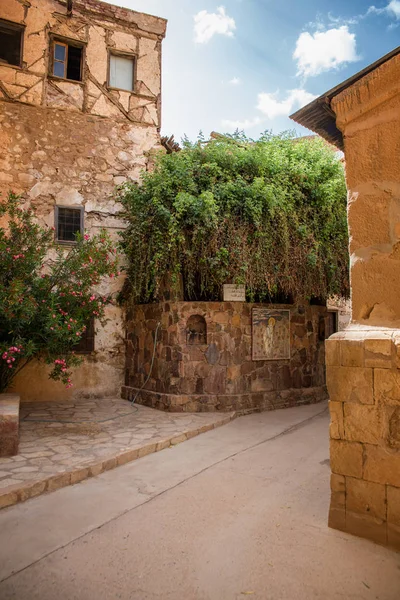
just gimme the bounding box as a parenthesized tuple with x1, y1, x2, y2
(186, 314, 207, 345)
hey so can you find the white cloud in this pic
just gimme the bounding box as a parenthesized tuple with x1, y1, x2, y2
(194, 6, 236, 44)
(229, 77, 241, 85)
(256, 88, 316, 119)
(222, 117, 262, 131)
(221, 87, 315, 132)
(358, 2, 400, 20)
(387, 0, 400, 18)
(293, 26, 359, 77)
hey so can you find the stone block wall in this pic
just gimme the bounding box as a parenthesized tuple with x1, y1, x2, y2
(122, 301, 329, 413)
(325, 50, 400, 550)
(326, 329, 400, 550)
(0, 0, 166, 400)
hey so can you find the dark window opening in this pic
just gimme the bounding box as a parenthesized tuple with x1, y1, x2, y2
(0, 20, 23, 67)
(55, 206, 83, 243)
(186, 315, 207, 345)
(318, 311, 338, 342)
(326, 311, 338, 338)
(74, 318, 95, 354)
(52, 40, 83, 81)
(67, 44, 82, 80)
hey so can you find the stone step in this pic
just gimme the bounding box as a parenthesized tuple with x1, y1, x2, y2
(0, 394, 20, 457)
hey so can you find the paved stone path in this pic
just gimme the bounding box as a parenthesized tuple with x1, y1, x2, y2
(0, 398, 234, 509)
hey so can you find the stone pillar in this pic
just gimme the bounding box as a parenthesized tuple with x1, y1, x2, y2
(326, 53, 400, 550)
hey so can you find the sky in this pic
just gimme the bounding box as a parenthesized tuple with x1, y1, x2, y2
(108, 0, 400, 142)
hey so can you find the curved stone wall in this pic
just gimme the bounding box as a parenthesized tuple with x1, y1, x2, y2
(122, 301, 329, 413)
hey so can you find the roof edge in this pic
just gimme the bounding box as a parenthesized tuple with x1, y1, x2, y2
(290, 45, 400, 150)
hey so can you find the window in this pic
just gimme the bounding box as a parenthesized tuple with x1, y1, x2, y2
(74, 318, 95, 354)
(51, 39, 83, 81)
(108, 53, 134, 91)
(0, 20, 24, 67)
(55, 206, 84, 243)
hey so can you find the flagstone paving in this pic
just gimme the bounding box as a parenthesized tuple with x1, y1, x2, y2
(0, 398, 235, 509)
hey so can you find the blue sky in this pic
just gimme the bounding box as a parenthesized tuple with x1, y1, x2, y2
(109, 0, 400, 141)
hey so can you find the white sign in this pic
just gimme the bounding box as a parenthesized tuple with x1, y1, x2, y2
(223, 284, 246, 302)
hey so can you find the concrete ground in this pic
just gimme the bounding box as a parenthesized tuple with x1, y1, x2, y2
(0, 401, 399, 600)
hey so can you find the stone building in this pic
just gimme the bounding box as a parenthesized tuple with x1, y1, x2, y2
(291, 46, 400, 550)
(0, 0, 167, 401)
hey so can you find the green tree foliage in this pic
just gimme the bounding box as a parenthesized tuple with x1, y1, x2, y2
(119, 132, 349, 305)
(0, 193, 119, 393)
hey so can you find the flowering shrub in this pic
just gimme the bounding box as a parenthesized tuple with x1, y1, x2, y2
(0, 192, 119, 393)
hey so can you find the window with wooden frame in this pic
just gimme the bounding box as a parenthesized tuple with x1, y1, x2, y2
(50, 38, 83, 81)
(74, 318, 95, 354)
(0, 19, 24, 67)
(108, 52, 135, 92)
(55, 206, 84, 243)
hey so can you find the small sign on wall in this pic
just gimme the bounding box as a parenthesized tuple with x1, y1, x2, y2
(223, 284, 246, 302)
(252, 308, 290, 360)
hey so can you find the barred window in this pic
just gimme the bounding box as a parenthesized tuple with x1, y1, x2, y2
(55, 206, 84, 243)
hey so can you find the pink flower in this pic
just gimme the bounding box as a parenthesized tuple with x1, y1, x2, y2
(84, 234, 90, 241)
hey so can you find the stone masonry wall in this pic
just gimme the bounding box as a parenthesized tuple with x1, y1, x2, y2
(122, 301, 328, 413)
(327, 330, 400, 550)
(326, 52, 400, 550)
(0, 0, 166, 401)
(332, 53, 400, 328)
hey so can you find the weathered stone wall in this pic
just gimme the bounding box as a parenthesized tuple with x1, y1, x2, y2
(326, 53, 400, 550)
(327, 330, 400, 550)
(122, 301, 328, 413)
(332, 53, 400, 328)
(0, 0, 165, 127)
(0, 0, 166, 401)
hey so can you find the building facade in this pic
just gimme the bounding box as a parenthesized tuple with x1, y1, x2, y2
(0, 0, 167, 401)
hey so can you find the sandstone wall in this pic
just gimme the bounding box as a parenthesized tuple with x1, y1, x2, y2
(327, 330, 400, 550)
(326, 52, 400, 550)
(0, 0, 166, 401)
(332, 53, 400, 327)
(122, 301, 328, 413)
